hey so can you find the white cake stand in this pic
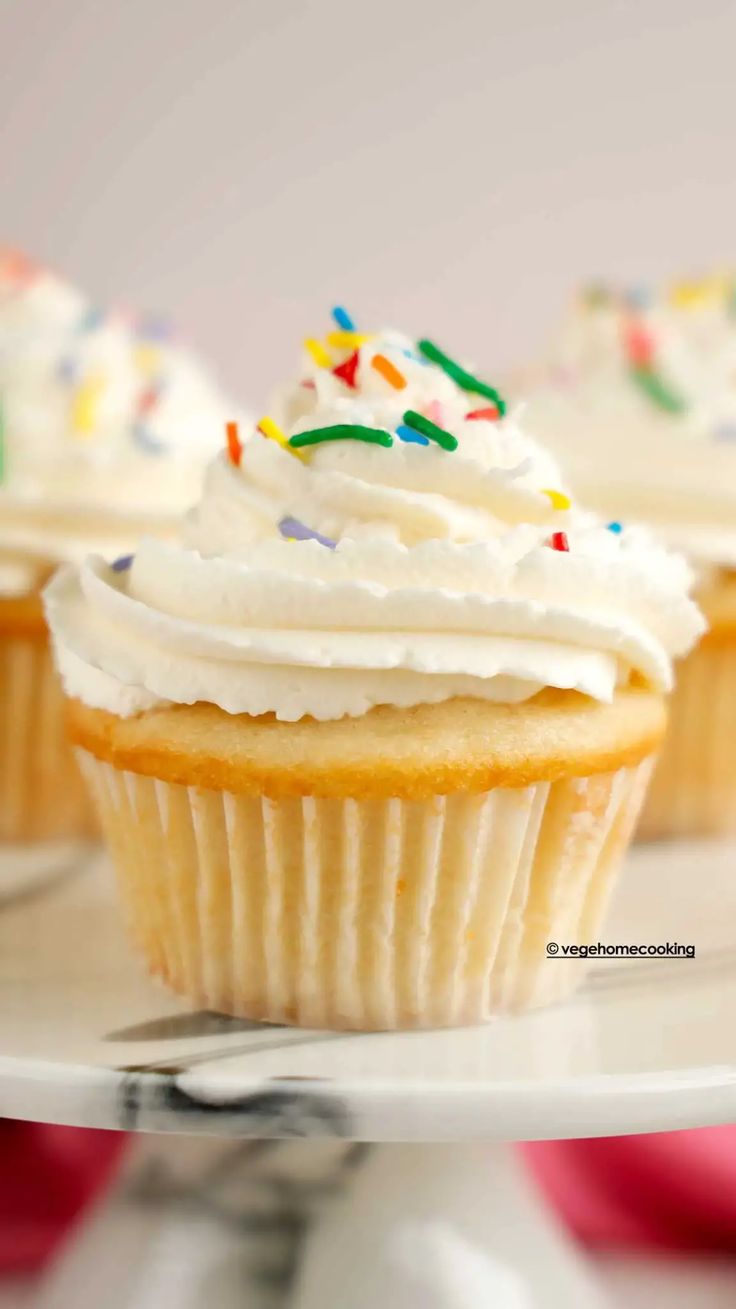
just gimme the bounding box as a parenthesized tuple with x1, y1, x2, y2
(2, 840, 735, 1309)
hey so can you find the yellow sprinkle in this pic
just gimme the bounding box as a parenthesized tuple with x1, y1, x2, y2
(134, 344, 161, 376)
(543, 488, 571, 510)
(668, 276, 726, 310)
(304, 337, 331, 369)
(325, 330, 374, 350)
(257, 415, 305, 460)
(71, 375, 105, 437)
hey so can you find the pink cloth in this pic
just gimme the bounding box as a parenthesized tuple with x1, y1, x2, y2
(0, 1122, 126, 1272)
(524, 1129, 736, 1251)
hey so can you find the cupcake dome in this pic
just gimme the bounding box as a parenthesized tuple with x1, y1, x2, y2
(523, 275, 736, 568)
(47, 310, 704, 723)
(0, 248, 237, 563)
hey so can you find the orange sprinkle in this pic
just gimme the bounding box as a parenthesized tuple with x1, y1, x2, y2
(226, 420, 243, 467)
(372, 353, 407, 390)
(396, 878, 407, 898)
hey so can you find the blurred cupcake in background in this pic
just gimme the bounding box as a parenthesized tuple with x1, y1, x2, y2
(520, 275, 736, 838)
(0, 247, 237, 846)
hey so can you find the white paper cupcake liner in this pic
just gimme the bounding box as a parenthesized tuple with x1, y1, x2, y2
(638, 636, 736, 839)
(79, 752, 652, 1030)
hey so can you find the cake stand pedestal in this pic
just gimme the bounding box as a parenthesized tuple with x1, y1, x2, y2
(1, 840, 734, 1307)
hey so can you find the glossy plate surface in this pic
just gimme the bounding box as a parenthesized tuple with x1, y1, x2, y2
(0, 842, 734, 1141)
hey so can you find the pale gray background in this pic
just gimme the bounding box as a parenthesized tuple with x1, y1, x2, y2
(1, 0, 735, 408)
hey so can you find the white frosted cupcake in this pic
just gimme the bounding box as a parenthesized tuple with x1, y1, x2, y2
(46, 311, 704, 1027)
(522, 276, 736, 837)
(0, 248, 239, 843)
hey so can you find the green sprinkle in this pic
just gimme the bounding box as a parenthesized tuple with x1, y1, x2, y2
(630, 366, 687, 415)
(402, 409, 458, 451)
(417, 339, 507, 415)
(288, 423, 393, 450)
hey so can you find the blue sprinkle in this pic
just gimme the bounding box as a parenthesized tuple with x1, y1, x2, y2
(396, 424, 429, 446)
(607, 521, 623, 533)
(624, 285, 650, 310)
(111, 554, 134, 572)
(278, 516, 337, 549)
(79, 307, 104, 332)
(401, 348, 429, 366)
(331, 305, 355, 332)
(132, 422, 167, 454)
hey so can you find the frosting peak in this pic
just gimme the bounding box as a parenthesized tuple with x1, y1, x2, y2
(46, 311, 705, 722)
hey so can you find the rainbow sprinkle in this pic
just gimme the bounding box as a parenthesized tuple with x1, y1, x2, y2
(396, 424, 429, 446)
(402, 409, 458, 452)
(549, 531, 570, 552)
(417, 338, 507, 415)
(258, 415, 304, 459)
(630, 365, 686, 414)
(132, 423, 166, 454)
(304, 338, 331, 368)
(289, 423, 393, 450)
(226, 420, 243, 467)
(138, 315, 171, 341)
(111, 554, 134, 572)
(71, 375, 105, 436)
(331, 306, 356, 331)
(607, 521, 623, 533)
(326, 330, 373, 350)
(278, 516, 336, 548)
(623, 316, 686, 414)
(465, 405, 500, 422)
(543, 489, 571, 511)
(332, 350, 360, 389)
(371, 354, 406, 390)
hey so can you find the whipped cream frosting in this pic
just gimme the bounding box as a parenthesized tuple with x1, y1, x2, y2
(523, 277, 736, 567)
(46, 318, 705, 722)
(0, 249, 238, 568)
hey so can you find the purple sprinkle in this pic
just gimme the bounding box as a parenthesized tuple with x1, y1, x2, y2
(58, 355, 78, 383)
(138, 315, 172, 341)
(278, 516, 336, 549)
(714, 423, 736, 441)
(112, 554, 134, 572)
(396, 423, 429, 446)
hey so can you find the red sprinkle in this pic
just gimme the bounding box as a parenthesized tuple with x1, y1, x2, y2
(550, 531, 570, 552)
(465, 405, 500, 421)
(226, 420, 243, 467)
(300, 379, 316, 391)
(623, 318, 654, 368)
(137, 384, 159, 416)
(0, 247, 37, 283)
(332, 349, 360, 389)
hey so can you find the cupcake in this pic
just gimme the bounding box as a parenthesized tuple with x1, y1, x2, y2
(521, 276, 736, 838)
(46, 312, 704, 1028)
(0, 249, 235, 844)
